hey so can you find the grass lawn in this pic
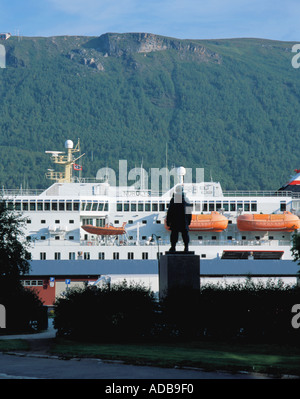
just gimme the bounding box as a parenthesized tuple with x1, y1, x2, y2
(0, 339, 30, 352)
(51, 339, 300, 377)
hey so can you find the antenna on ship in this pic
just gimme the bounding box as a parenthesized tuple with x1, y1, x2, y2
(45, 138, 85, 183)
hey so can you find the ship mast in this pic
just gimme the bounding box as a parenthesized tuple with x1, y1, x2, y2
(45, 139, 85, 183)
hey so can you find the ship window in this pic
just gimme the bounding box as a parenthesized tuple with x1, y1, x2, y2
(129, 236, 133, 240)
(124, 202, 129, 212)
(128, 220, 133, 224)
(66, 202, 72, 211)
(251, 202, 257, 212)
(131, 203, 137, 211)
(37, 202, 43, 211)
(55, 220, 60, 224)
(159, 203, 165, 212)
(44, 202, 50, 211)
(142, 236, 147, 240)
(98, 252, 105, 260)
(202, 202, 207, 211)
(15, 202, 21, 211)
(201, 254, 206, 258)
(41, 236, 46, 240)
(40, 253, 46, 260)
(198, 236, 203, 240)
(22, 202, 28, 211)
(209, 202, 214, 211)
(52, 202, 58, 211)
(84, 252, 90, 260)
(156, 220, 161, 224)
(92, 202, 98, 211)
(138, 202, 144, 211)
(223, 202, 229, 211)
(216, 201, 222, 211)
(69, 236, 74, 240)
(237, 202, 243, 211)
(211, 236, 217, 240)
(152, 203, 158, 211)
(230, 202, 236, 211)
(69, 252, 75, 260)
(194, 202, 201, 212)
(117, 202, 122, 212)
(69, 220, 74, 224)
(114, 220, 119, 224)
(128, 252, 134, 260)
(227, 236, 233, 240)
(269, 236, 274, 240)
(73, 202, 79, 211)
(242, 236, 247, 240)
(96, 218, 105, 227)
(82, 218, 93, 225)
(81, 202, 86, 211)
(30, 202, 36, 211)
(244, 202, 250, 212)
(98, 202, 104, 211)
(142, 220, 147, 224)
(104, 202, 109, 211)
(85, 202, 92, 211)
(55, 236, 60, 240)
(280, 202, 286, 211)
(142, 252, 148, 260)
(113, 252, 119, 260)
(27, 219, 31, 224)
(59, 202, 65, 211)
(7, 201, 14, 210)
(54, 252, 61, 260)
(255, 236, 260, 240)
(145, 202, 151, 211)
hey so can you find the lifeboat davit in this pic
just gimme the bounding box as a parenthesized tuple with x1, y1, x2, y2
(165, 212, 228, 232)
(81, 222, 126, 236)
(237, 212, 300, 232)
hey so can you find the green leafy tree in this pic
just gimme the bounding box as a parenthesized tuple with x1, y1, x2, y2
(0, 200, 31, 282)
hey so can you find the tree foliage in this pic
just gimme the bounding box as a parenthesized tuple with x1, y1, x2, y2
(0, 200, 31, 281)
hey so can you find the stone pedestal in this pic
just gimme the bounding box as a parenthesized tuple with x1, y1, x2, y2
(159, 251, 200, 300)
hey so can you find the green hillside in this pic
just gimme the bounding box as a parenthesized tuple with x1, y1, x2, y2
(0, 33, 299, 190)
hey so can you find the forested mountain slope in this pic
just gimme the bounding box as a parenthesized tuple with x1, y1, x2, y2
(0, 32, 299, 190)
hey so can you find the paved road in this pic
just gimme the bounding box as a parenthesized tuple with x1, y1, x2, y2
(0, 352, 271, 380)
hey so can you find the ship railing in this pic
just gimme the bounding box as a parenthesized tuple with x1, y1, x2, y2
(78, 239, 291, 247)
(1, 188, 44, 197)
(223, 190, 300, 198)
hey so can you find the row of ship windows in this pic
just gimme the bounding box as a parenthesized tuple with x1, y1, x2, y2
(5, 200, 287, 213)
(39, 252, 208, 260)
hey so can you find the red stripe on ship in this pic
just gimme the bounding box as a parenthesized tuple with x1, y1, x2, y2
(288, 180, 300, 185)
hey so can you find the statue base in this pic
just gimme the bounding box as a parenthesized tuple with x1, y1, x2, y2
(159, 252, 200, 300)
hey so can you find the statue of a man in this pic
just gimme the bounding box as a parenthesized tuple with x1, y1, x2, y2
(166, 185, 192, 252)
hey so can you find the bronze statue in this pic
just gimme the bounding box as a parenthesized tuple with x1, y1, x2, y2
(166, 185, 192, 252)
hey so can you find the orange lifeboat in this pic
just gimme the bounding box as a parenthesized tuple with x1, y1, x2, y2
(81, 222, 126, 236)
(237, 212, 300, 232)
(165, 212, 228, 232)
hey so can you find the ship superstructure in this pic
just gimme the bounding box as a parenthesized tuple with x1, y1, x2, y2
(3, 139, 300, 263)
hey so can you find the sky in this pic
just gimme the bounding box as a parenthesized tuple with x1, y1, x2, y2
(0, 0, 299, 41)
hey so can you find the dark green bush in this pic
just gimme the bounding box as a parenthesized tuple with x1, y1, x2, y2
(53, 280, 158, 342)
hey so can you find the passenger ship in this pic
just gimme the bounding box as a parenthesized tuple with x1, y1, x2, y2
(3, 139, 300, 264)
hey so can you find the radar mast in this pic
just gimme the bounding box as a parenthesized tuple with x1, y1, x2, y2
(45, 139, 85, 183)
